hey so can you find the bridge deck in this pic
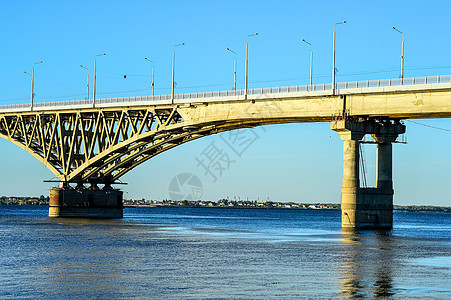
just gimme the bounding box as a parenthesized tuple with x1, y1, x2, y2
(1, 75, 450, 119)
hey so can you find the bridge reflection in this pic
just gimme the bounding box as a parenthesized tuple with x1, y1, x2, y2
(339, 230, 396, 298)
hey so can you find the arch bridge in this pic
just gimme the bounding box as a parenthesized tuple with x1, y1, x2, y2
(1, 75, 450, 228)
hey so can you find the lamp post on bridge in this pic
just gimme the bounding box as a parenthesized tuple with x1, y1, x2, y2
(144, 58, 155, 96)
(80, 65, 90, 100)
(226, 48, 237, 91)
(245, 33, 258, 99)
(392, 26, 404, 80)
(332, 21, 346, 95)
(24, 61, 43, 111)
(172, 43, 185, 103)
(93, 53, 106, 107)
(302, 39, 313, 86)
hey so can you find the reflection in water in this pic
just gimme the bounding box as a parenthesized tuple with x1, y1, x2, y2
(42, 219, 128, 298)
(339, 230, 364, 298)
(373, 233, 395, 297)
(339, 230, 396, 298)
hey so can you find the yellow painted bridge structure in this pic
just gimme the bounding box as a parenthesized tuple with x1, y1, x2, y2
(1, 75, 450, 227)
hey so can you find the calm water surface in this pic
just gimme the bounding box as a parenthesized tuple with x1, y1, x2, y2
(0, 205, 450, 299)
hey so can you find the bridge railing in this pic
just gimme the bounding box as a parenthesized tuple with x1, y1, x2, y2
(334, 75, 450, 89)
(1, 74, 450, 111)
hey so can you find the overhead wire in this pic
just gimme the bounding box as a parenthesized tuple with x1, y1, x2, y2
(407, 120, 451, 132)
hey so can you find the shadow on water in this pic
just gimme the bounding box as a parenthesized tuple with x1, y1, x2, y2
(338, 229, 396, 298)
(39, 217, 137, 298)
(49, 217, 123, 225)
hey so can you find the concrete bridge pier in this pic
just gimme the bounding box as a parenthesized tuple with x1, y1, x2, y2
(331, 119, 406, 229)
(49, 182, 123, 218)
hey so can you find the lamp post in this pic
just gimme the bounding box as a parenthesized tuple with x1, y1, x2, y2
(24, 71, 32, 108)
(302, 39, 313, 86)
(333, 21, 346, 94)
(172, 43, 185, 103)
(245, 33, 258, 99)
(392, 26, 404, 79)
(226, 48, 237, 91)
(144, 58, 155, 96)
(80, 65, 90, 100)
(93, 53, 106, 107)
(25, 61, 43, 111)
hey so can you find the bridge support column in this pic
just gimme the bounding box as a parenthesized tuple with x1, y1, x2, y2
(49, 185, 123, 218)
(331, 119, 405, 229)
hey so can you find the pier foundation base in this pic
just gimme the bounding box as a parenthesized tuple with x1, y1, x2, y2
(341, 187, 394, 229)
(49, 187, 123, 218)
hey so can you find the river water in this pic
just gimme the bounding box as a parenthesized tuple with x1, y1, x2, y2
(0, 205, 449, 299)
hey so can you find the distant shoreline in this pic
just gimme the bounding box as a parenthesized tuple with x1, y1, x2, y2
(1, 203, 450, 214)
(1, 196, 450, 213)
(121, 204, 451, 213)
(124, 204, 340, 210)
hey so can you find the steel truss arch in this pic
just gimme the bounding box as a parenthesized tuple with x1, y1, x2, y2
(0, 106, 269, 184)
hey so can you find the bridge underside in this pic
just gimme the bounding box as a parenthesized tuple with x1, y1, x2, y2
(0, 86, 448, 223)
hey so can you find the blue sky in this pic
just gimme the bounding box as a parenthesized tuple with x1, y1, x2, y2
(0, 0, 450, 206)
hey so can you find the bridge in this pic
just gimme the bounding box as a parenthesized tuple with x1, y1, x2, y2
(1, 74, 450, 229)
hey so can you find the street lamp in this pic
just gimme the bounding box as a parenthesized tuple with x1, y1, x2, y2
(25, 61, 43, 111)
(392, 26, 404, 79)
(24, 71, 32, 107)
(302, 39, 313, 86)
(172, 43, 185, 103)
(144, 58, 155, 96)
(226, 48, 237, 91)
(333, 21, 346, 94)
(245, 33, 258, 99)
(80, 65, 90, 100)
(93, 53, 106, 107)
